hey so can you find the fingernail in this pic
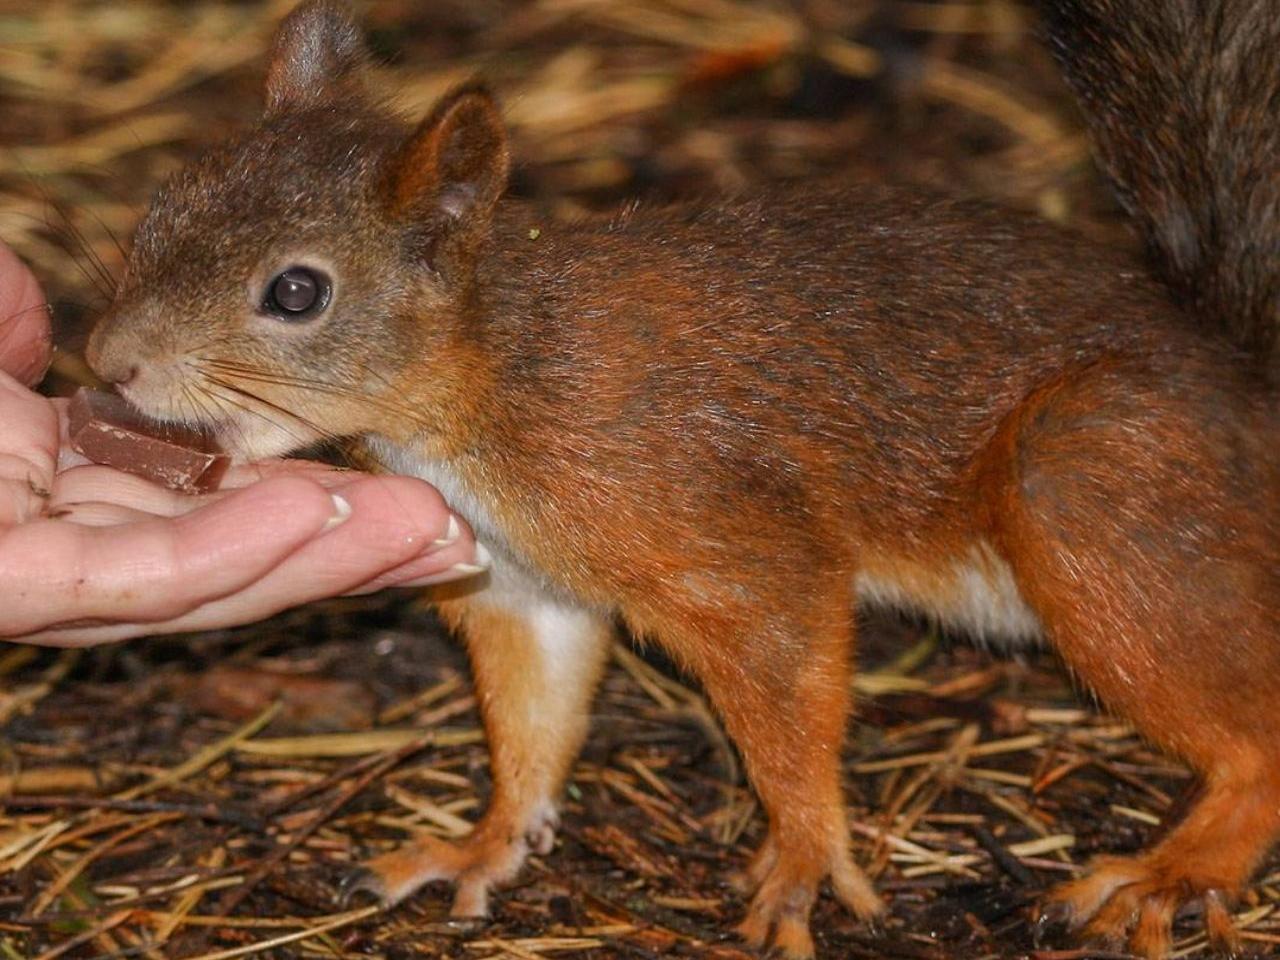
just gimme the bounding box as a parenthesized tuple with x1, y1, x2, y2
(322, 493, 352, 531)
(432, 513, 462, 548)
(450, 542, 493, 574)
(401, 542, 493, 588)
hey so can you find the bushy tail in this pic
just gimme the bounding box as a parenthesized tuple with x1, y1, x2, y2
(1038, 0, 1280, 376)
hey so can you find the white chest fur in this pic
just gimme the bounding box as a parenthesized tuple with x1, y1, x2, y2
(366, 435, 506, 554)
(365, 434, 580, 607)
(366, 436, 610, 670)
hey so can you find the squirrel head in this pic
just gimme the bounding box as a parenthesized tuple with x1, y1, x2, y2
(86, 0, 510, 459)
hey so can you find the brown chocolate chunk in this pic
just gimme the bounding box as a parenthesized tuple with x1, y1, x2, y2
(67, 388, 229, 493)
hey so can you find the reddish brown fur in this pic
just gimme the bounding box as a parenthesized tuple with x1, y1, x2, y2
(84, 1, 1280, 957)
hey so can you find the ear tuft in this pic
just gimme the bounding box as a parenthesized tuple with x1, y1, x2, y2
(265, 0, 368, 114)
(391, 84, 510, 232)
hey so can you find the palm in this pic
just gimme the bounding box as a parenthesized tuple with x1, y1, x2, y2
(0, 242, 479, 647)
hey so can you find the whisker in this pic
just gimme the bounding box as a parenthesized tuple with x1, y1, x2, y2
(205, 383, 319, 454)
(51, 207, 116, 295)
(46, 234, 115, 304)
(200, 373, 345, 451)
(204, 377, 363, 471)
(179, 381, 218, 432)
(39, 198, 118, 300)
(187, 381, 261, 460)
(194, 380, 386, 487)
(1, 301, 54, 325)
(79, 202, 130, 268)
(197, 357, 438, 433)
(10, 169, 119, 302)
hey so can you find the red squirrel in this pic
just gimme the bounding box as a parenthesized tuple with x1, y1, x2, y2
(84, 1, 1279, 957)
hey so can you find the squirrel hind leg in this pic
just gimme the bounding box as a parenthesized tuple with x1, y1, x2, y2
(1040, 773, 1277, 958)
(982, 366, 1280, 958)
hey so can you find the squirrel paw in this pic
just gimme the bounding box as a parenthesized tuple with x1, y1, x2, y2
(1040, 856, 1241, 960)
(339, 811, 556, 917)
(734, 837, 883, 960)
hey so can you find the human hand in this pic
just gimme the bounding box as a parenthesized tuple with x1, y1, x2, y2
(0, 241, 483, 647)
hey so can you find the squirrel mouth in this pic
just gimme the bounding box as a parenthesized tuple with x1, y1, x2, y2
(200, 398, 332, 463)
(110, 382, 312, 464)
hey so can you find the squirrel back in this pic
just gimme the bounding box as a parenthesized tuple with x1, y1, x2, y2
(1039, 0, 1280, 376)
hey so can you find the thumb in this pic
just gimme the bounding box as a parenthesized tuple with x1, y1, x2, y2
(0, 242, 52, 387)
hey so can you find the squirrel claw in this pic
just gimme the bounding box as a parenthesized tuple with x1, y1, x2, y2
(861, 913, 888, 940)
(1040, 855, 1251, 960)
(1031, 898, 1075, 947)
(1202, 890, 1243, 958)
(338, 826, 532, 919)
(337, 866, 388, 909)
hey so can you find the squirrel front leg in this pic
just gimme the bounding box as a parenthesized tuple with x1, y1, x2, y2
(348, 557, 613, 916)
(642, 576, 883, 959)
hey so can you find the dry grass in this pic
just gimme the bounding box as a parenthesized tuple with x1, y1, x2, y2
(4, 2, 1270, 958)
(1, 0, 1114, 345)
(6, 602, 1280, 959)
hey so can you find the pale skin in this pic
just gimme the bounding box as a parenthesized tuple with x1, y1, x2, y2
(0, 240, 483, 646)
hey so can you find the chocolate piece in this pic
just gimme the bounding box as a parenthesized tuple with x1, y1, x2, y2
(67, 388, 229, 493)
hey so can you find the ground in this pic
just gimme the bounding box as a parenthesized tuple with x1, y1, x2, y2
(12, 599, 1276, 959)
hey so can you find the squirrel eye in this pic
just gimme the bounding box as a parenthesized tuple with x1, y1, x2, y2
(263, 267, 330, 319)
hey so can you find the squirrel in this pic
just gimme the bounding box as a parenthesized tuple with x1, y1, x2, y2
(83, 0, 1278, 957)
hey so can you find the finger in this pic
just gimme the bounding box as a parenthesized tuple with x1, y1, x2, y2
(50, 397, 92, 472)
(50, 464, 212, 517)
(56, 447, 93, 472)
(346, 534, 486, 595)
(0, 373, 59, 524)
(0, 475, 343, 638)
(147, 474, 455, 622)
(22, 475, 455, 645)
(0, 243, 51, 386)
(219, 458, 359, 490)
(46, 500, 160, 527)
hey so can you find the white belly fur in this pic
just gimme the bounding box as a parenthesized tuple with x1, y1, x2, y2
(855, 542, 1043, 647)
(368, 436, 1041, 647)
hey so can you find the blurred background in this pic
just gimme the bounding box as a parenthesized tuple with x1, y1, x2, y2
(1, 0, 1127, 372)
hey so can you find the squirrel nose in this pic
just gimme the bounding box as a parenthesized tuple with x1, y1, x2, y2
(101, 364, 138, 387)
(84, 316, 140, 387)
(87, 349, 138, 387)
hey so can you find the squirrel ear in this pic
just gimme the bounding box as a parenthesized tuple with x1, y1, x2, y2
(391, 85, 510, 228)
(264, 0, 368, 114)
